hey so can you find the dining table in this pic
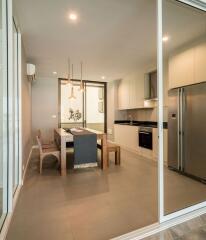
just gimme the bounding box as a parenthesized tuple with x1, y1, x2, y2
(54, 128, 108, 176)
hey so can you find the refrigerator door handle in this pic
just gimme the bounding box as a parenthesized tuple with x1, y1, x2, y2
(177, 89, 180, 170)
(181, 88, 186, 171)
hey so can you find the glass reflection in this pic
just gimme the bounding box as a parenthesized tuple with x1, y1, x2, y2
(163, 0, 206, 215)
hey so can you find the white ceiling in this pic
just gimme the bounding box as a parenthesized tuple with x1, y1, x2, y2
(163, 0, 206, 55)
(14, 0, 206, 81)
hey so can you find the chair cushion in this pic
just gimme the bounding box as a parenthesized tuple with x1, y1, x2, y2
(42, 147, 59, 153)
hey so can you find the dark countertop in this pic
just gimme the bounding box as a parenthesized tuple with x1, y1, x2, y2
(114, 120, 168, 129)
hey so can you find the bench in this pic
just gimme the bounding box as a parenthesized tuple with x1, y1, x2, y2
(107, 142, 121, 166)
(98, 140, 121, 166)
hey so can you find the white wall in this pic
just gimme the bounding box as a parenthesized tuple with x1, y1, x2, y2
(32, 77, 58, 142)
(21, 44, 32, 170)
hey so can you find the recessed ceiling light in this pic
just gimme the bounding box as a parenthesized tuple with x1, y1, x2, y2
(163, 36, 169, 42)
(53, 71, 57, 75)
(101, 76, 105, 80)
(69, 12, 78, 21)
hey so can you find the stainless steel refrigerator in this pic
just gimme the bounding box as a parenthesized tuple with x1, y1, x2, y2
(168, 82, 206, 182)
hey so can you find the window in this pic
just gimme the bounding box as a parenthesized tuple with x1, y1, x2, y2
(60, 80, 107, 132)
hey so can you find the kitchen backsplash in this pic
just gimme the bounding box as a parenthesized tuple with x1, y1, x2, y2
(127, 109, 157, 121)
(127, 107, 168, 122)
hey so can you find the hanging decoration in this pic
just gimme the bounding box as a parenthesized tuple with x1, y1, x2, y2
(79, 61, 84, 92)
(69, 64, 76, 100)
(61, 57, 72, 85)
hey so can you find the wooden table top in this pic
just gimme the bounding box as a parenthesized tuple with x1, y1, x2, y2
(55, 128, 105, 140)
(55, 128, 74, 142)
(83, 128, 105, 136)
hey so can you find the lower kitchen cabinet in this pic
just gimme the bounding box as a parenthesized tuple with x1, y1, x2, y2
(114, 124, 168, 162)
(152, 128, 168, 163)
(152, 128, 158, 160)
(114, 124, 139, 151)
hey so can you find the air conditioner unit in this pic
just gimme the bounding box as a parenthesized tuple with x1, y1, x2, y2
(27, 63, 36, 82)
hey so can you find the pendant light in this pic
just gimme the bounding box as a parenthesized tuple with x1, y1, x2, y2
(67, 58, 72, 85)
(79, 61, 84, 92)
(69, 64, 76, 100)
(61, 58, 72, 85)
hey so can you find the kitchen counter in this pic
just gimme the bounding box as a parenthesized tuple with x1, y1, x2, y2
(114, 123, 168, 162)
(114, 120, 168, 129)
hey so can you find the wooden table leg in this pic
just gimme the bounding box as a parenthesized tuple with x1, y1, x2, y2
(101, 134, 108, 170)
(115, 147, 120, 165)
(60, 136, 67, 176)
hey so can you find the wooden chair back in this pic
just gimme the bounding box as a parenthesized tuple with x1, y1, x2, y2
(36, 136, 43, 154)
(37, 129, 42, 139)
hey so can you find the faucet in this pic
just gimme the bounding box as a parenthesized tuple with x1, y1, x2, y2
(128, 114, 133, 125)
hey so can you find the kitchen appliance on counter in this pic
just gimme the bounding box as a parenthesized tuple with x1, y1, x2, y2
(168, 82, 206, 183)
(139, 127, 153, 150)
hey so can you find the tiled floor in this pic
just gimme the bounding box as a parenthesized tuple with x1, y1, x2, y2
(142, 214, 206, 240)
(6, 149, 206, 240)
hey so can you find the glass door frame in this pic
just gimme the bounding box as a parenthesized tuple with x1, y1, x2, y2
(12, 17, 20, 195)
(7, 0, 23, 214)
(117, 1, 206, 238)
(0, 0, 23, 235)
(0, 0, 9, 227)
(157, 0, 206, 224)
(58, 78, 107, 133)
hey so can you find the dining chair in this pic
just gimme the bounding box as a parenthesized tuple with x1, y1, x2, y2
(37, 129, 56, 149)
(36, 136, 60, 174)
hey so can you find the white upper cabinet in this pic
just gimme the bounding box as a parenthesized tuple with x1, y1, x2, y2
(194, 41, 206, 84)
(118, 71, 145, 110)
(118, 79, 130, 110)
(129, 76, 145, 109)
(169, 48, 195, 89)
(169, 40, 206, 89)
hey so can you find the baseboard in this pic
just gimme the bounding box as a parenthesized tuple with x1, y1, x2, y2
(22, 146, 34, 184)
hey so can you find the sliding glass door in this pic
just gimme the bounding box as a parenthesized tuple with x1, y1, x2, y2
(12, 19, 19, 193)
(158, 0, 206, 224)
(0, 0, 8, 227)
(60, 80, 106, 132)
